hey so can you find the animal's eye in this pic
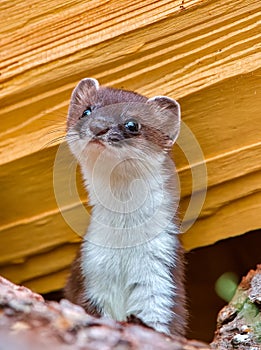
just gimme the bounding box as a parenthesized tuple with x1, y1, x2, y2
(124, 119, 141, 134)
(80, 107, 92, 119)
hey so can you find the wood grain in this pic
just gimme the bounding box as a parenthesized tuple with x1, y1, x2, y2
(0, 0, 260, 292)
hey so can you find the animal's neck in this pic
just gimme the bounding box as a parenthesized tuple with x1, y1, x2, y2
(83, 156, 178, 247)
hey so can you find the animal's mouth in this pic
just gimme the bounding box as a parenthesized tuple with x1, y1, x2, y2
(89, 138, 104, 145)
(89, 136, 124, 148)
(88, 138, 106, 149)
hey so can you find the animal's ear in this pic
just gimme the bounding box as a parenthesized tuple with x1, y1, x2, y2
(147, 96, 181, 145)
(71, 78, 100, 104)
(67, 78, 100, 129)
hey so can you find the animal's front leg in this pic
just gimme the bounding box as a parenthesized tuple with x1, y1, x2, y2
(126, 279, 175, 334)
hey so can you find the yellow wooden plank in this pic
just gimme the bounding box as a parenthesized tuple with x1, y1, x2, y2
(0, 0, 260, 164)
(182, 191, 261, 250)
(0, 208, 83, 266)
(176, 69, 261, 167)
(23, 268, 69, 294)
(0, 243, 79, 285)
(1, 0, 198, 68)
(177, 141, 261, 197)
(0, 145, 86, 227)
(180, 170, 261, 221)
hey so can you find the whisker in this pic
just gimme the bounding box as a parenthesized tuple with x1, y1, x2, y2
(45, 128, 66, 136)
(42, 136, 67, 150)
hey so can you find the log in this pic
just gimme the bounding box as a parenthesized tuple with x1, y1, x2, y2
(0, 275, 209, 350)
(0, 265, 260, 349)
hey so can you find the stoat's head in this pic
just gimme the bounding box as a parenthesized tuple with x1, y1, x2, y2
(67, 78, 180, 175)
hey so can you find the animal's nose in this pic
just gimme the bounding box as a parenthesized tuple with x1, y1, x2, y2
(95, 127, 110, 137)
(89, 120, 109, 137)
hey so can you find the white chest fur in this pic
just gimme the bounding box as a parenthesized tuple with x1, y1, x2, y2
(81, 232, 178, 334)
(80, 151, 180, 334)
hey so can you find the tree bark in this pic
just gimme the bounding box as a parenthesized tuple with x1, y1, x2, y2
(0, 265, 260, 349)
(211, 265, 261, 349)
(0, 276, 209, 350)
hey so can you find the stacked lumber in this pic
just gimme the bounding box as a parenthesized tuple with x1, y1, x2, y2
(0, 0, 260, 293)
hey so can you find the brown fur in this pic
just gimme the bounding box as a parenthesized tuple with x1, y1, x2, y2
(64, 249, 101, 317)
(170, 241, 187, 335)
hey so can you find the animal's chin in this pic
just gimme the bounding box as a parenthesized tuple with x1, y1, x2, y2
(86, 139, 120, 158)
(88, 139, 106, 148)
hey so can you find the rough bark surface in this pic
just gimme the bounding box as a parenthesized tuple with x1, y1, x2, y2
(0, 265, 260, 349)
(0, 276, 209, 350)
(211, 265, 261, 350)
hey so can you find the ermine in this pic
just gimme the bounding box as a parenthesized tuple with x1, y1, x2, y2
(64, 78, 187, 335)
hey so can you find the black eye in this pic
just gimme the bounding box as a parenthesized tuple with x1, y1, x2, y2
(124, 119, 141, 134)
(80, 107, 92, 119)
